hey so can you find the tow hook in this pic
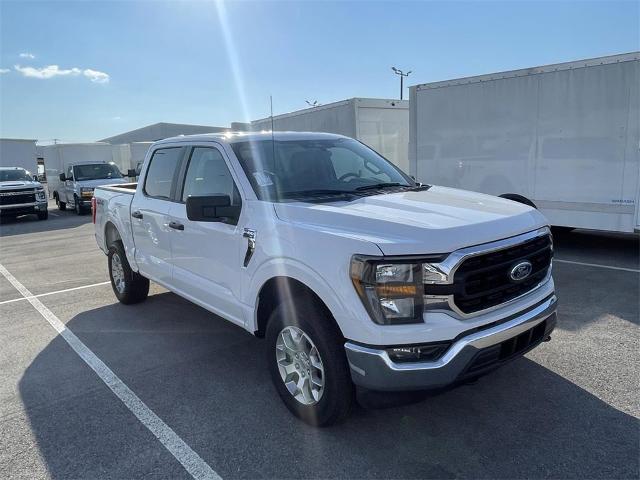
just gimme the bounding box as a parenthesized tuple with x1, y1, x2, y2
(543, 335, 552, 342)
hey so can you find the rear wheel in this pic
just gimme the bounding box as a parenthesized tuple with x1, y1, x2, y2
(265, 297, 354, 426)
(108, 241, 149, 304)
(56, 194, 66, 211)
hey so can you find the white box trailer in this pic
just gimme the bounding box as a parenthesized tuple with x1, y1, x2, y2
(409, 52, 640, 233)
(0, 139, 37, 173)
(251, 98, 410, 172)
(129, 142, 153, 173)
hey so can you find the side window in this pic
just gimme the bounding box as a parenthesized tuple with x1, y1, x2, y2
(144, 147, 183, 199)
(182, 147, 241, 205)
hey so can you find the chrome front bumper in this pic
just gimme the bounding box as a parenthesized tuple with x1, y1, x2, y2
(344, 294, 557, 391)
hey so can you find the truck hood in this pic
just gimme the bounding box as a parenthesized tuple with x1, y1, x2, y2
(74, 178, 127, 188)
(274, 186, 548, 255)
(0, 180, 42, 190)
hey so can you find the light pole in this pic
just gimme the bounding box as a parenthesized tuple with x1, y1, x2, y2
(391, 67, 412, 100)
(306, 100, 320, 107)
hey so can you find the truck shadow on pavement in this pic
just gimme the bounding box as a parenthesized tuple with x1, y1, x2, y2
(18, 292, 640, 479)
(0, 210, 91, 237)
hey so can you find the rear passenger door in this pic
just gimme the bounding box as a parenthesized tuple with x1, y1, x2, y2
(131, 146, 184, 285)
(168, 145, 246, 325)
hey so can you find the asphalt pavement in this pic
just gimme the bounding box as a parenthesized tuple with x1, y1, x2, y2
(0, 202, 638, 479)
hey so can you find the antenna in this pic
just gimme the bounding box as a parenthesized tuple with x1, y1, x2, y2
(270, 95, 276, 165)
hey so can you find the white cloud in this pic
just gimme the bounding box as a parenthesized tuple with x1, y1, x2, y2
(13, 64, 109, 83)
(19, 52, 35, 59)
(83, 68, 109, 83)
(14, 64, 81, 79)
(0, 68, 10, 74)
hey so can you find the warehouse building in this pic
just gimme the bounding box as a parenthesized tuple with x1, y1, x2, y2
(99, 122, 248, 144)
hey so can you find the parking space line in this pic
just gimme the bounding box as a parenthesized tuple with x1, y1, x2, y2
(554, 258, 639, 273)
(0, 262, 221, 480)
(0, 281, 111, 306)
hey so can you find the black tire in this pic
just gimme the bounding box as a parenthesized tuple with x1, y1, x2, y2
(74, 195, 83, 215)
(107, 241, 149, 304)
(265, 296, 354, 427)
(37, 210, 48, 220)
(56, 195, 66, 211)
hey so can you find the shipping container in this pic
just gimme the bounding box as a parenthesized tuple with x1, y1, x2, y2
(409, 52, 640, 233)
(251, 98, 410, 172)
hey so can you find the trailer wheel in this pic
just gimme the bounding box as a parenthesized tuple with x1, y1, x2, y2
(499, 194, 536, 208)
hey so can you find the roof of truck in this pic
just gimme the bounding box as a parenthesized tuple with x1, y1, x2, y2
(155, 131, 348, 146)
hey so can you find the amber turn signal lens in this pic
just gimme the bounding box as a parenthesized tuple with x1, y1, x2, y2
(375, 284, 417, 297)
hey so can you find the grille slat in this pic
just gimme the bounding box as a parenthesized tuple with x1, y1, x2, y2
(453, 234, 553, 314)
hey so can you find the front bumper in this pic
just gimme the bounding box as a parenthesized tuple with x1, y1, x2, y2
(345, 294, 557, 391)
(0, 201, 48, 216)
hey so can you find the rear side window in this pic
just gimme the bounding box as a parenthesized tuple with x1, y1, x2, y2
(144, 148, 183, 199)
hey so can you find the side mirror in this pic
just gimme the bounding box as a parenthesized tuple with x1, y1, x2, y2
(59, 173, 66, 181)
(186, 195, 240, 224)
(127, 169, 137, 178)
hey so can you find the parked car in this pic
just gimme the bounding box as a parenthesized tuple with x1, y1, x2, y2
(0, 167, 48, 220)
(93, 132, 557, 426)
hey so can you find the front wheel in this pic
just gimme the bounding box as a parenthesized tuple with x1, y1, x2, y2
(265, 297, 354, 426)
(74, 196, 83, 215)
(108, 241, 149, 304)
(37, 210, 48, 220)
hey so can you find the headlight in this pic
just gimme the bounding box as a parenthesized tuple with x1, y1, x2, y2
(36, 188, 46, 200)
(350, 255, 448, 325)
(80, 187, 94, 198)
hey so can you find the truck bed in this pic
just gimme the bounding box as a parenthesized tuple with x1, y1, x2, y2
(96, 183, 137, 194)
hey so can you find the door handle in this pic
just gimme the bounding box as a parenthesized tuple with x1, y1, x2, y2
(131, 210, 143, 219)
(169, 221, 184, 231)
(243, 228, 256, 267)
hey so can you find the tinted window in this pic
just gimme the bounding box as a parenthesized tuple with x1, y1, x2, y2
(182, 147, 241, 205)
(144, 148, 183, 199)
(73, 163, 122, 181)
(0, 169, 32, 181)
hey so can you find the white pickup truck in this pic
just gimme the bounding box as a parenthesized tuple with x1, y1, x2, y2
(93, 132, 557, 426)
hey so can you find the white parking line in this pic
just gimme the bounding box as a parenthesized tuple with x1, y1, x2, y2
(0, 263, 220, 480)
(0, 281, 111, 306)
(554, 258, 639, 273)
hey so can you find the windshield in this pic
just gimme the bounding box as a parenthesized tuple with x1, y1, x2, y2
(73, 163, 122, 181)
(0, 169, 33, 182)
(231, 138, 414, 201)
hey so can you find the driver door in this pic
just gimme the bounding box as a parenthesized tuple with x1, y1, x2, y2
(168, 145, 246, 326)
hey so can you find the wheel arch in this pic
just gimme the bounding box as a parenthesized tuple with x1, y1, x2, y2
(254, 276, 342, 339)
(104, 221, 122, 249)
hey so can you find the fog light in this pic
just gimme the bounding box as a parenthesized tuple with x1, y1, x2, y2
(386, 343, 450, 362)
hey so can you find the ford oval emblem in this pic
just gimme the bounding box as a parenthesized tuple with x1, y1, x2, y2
(510, 261, 533, 281)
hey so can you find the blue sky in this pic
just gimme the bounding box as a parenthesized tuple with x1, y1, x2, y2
(0, 0, 638, 142)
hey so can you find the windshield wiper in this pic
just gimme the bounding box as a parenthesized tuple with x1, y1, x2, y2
(280, 189, 358, 200)
(354, 182, 405, 192)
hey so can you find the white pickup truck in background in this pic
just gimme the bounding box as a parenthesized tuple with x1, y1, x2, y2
(92, 132, 557, 426)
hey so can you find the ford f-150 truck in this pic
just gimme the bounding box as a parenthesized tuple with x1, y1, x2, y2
(93, 132, 557, 426)
(0, 167, 48, 220)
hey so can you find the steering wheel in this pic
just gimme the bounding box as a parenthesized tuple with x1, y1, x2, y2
(338, 172, 360, 182)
